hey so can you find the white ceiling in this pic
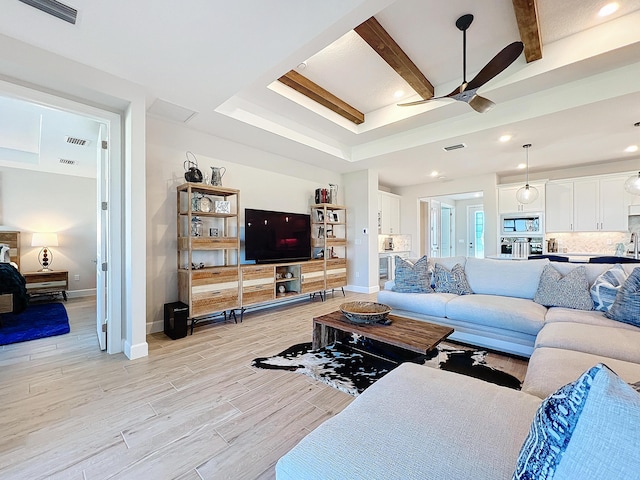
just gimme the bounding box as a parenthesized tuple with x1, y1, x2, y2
(1, 0, 640, 187)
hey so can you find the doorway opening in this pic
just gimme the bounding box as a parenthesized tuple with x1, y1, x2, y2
(0, 82, 122, 353)
(420, 191, 484, 259)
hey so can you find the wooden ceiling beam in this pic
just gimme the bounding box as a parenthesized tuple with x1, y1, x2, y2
(277, 70, 365, 125)
(512, 0, 543, 62)
(355, 16, 434, 100)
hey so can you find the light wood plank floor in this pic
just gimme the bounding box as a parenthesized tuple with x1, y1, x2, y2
(0, 292, 528, 479)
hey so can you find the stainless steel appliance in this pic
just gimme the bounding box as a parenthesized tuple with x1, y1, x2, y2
(500, 213, 543, 236)
(501, 237, 543, 256)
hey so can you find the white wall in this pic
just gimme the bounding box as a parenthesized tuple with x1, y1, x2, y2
(145, 117, 342, 332)
(0, 166, 96, 293)
(395, 174, 499, 257)
(344, 169, 378, 293)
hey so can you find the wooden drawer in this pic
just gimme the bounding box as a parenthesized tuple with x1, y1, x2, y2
(242, 284, 275, 306)
(191, 267, 239, 316)
(178, 236, 238, 250)
(326, 259, 347, 289)
(241, 265, 275, 281)
(23, 271, 69, 295)
(301, 261, 325, 293)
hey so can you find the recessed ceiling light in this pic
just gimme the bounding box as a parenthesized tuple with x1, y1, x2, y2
(499, 134, 512, 143)
(625, 145, 639, 153)
(394, 90, 405, 99)
(297, 62, 307, 70)
(430, 170, 439, 177)
(517, 163, 526, 169)
(598, 2, 619, 17)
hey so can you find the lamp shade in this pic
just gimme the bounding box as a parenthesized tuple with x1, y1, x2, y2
(31, 232, 59, 247)
(516, 184, 539, 204)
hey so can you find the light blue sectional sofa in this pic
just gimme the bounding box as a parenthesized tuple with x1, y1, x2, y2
(276, 256, 640, 479)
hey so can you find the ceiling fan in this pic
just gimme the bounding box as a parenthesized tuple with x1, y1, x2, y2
(399, 14, 524, 113)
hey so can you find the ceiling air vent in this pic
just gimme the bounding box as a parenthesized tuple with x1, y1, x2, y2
(18, 0, 77, 24)
(443, 143, 467, 152)
(65, 136, 89, 146)
(59, 158, 77, 165)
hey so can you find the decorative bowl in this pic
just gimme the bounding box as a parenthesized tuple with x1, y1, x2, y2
(339, 301, 392, 324)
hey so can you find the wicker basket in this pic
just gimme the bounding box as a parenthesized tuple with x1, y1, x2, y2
(339, 301, 392, 324)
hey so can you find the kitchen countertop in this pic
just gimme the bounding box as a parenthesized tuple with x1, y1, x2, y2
(379, 250, 411, 255)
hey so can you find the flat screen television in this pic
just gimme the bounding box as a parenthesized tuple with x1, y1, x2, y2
(244, 208, 311, 263)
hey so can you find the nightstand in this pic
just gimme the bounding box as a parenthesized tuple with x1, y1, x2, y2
(23, 271, 69, 301)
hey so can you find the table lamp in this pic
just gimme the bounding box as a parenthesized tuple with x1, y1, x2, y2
(31, 232, 58, 271)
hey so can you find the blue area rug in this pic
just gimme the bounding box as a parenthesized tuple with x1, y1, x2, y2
(0, 302, 70, 346)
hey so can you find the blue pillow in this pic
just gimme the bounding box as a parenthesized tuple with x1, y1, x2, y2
(604, 267, 640, 327)
(433, 263, 473, 295)
(513, 363, 640, 479)
(393, 256, 432, 293)
(590, 264, 627, 312)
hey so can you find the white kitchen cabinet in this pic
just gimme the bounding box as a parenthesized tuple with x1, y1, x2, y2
(498, 183, 545, 213)
(545, 181, 574, 232)
(599, 176, 632, 231)
(546, 175, 631, 233)
(378, 191, 401, 234)
(573, 179, 599, 231)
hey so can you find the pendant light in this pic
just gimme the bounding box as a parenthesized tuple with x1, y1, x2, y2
(624, 122, 640, 195)
(516, 143, 539, 204)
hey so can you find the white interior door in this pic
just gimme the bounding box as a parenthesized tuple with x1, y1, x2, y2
(467, 205, 485, 258)
(430, 200, 441, 257)
(440, 203, 454, 257)
(96, 123, 108, 350)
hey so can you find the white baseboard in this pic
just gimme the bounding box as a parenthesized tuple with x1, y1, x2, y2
(345, 284, 380, 294)
(124, 340, 149, 360)
(67, 288, 96, 298)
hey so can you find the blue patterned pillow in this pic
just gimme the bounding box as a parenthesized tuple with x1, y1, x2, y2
(433, 263, 473, 295)
(513, 363, 640, 480)
(604, 267, 640, 327)
(590, 264, 627, 312)
(393, 256, 432, 293)
(534, 264, 593, 310)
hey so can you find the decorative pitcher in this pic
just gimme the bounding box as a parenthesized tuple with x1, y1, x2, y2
(210, 167, 226, 186)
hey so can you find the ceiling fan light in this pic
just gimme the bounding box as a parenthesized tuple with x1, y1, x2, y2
(516, 184, 539, 204)
(624, 172, 640, 195)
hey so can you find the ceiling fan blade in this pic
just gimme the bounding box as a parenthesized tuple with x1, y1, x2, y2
(466, 41, 524, 91)
(397, 97, 453, 107)
(468, 94, 495, 113)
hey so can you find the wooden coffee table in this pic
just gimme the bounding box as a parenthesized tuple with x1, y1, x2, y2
(312, 310, 454, 357)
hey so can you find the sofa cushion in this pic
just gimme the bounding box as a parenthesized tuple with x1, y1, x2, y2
(276, 363, 542, 480)
(522, 347, 640, 399)
(377, 289, 456, 318)
(465, 257, 549, 299)
(550, 262, 610, 286)
(434, 263, 473, 295)
(534, 264, 593, 310)
(428, 256, 467, 271)
(605, 267, 640, 327)
(590, 263, 627, 312)
(535, 322, 640, 364)
(445, 295, 546, 336)
(544, 306, 640, 332)
(514, 364, 640, 480)
(393, 255, 433, 293)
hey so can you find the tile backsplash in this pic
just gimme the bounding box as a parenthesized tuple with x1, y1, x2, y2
(545, 231, 633, 254)
(378, 234, 412, 252)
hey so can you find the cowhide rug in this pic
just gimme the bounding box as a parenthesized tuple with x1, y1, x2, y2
(252, 336, 522, 396)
